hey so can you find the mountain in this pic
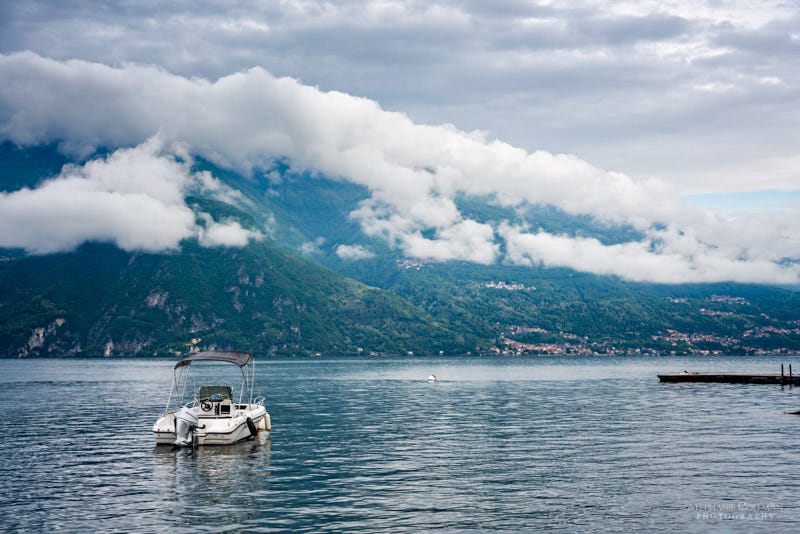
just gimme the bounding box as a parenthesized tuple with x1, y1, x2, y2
(1, 142, 799, 357)
(196, 157, 800, 356)
(0, 239, 475, 358)
(0, 143, 478, 357)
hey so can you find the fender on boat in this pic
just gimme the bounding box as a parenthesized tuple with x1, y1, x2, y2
(246, 417, 258, 436)
(256, 412, 271, 431)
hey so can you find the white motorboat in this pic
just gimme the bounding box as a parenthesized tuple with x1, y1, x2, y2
(153, 351, 271, 447)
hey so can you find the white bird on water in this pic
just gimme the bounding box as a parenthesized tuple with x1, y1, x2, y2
(426, 374, 438, 382)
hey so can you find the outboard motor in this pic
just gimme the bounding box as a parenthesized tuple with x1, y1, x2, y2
(174, 407, 199, 447)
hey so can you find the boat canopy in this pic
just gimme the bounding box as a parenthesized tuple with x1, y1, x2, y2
(174, 351, 253, 369)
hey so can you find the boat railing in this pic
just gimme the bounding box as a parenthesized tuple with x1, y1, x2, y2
(163, 354, 264, 416)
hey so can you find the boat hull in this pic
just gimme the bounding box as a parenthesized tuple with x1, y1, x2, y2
(153, 405, 270, 446)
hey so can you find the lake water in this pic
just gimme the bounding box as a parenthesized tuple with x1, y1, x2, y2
(2, 355, 799, 532)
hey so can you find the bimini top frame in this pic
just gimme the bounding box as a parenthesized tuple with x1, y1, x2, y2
(174, 350, 253, 369)
(163, 351, 260, 415)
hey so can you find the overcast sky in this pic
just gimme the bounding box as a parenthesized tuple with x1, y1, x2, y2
(0, 1, 798, 284)
(1, 0, 798, 196)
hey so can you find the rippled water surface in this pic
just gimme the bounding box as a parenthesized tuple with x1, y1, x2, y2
(2, 356, 800, 532)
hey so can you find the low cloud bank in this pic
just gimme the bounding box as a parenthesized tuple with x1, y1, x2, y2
(500, 224, 800, 285)
(0, 136, 261, 253)
(0, 52, 797, 283)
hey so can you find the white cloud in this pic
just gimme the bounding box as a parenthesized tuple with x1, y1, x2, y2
(194, 169, 251, 206)
(0, 135, 261, 253)
(402, 220, 500, 265)
(0, 52, 797, 283)
(197, 213, 263, 248)
(335, 244, 375, 260)
(500, 223, 800, 284)
(300, 237, 326, 255)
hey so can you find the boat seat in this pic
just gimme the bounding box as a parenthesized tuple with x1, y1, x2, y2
(197, 385, 232, 401)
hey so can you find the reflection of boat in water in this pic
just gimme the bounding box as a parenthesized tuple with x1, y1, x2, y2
(153, 435, 271, 458)
(152, 351, 271, 446)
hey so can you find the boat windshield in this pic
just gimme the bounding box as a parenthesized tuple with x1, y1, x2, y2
(197, 385, 233, 401)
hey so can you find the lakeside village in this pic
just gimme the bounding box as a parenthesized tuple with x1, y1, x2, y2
(487, 291, 800, 356)
(495, 326, 800, 356)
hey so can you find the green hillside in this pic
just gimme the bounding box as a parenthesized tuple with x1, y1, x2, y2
(0, 240, 474, 357)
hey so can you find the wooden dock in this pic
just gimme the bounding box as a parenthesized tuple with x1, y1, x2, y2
(659, 365, 800, 385)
